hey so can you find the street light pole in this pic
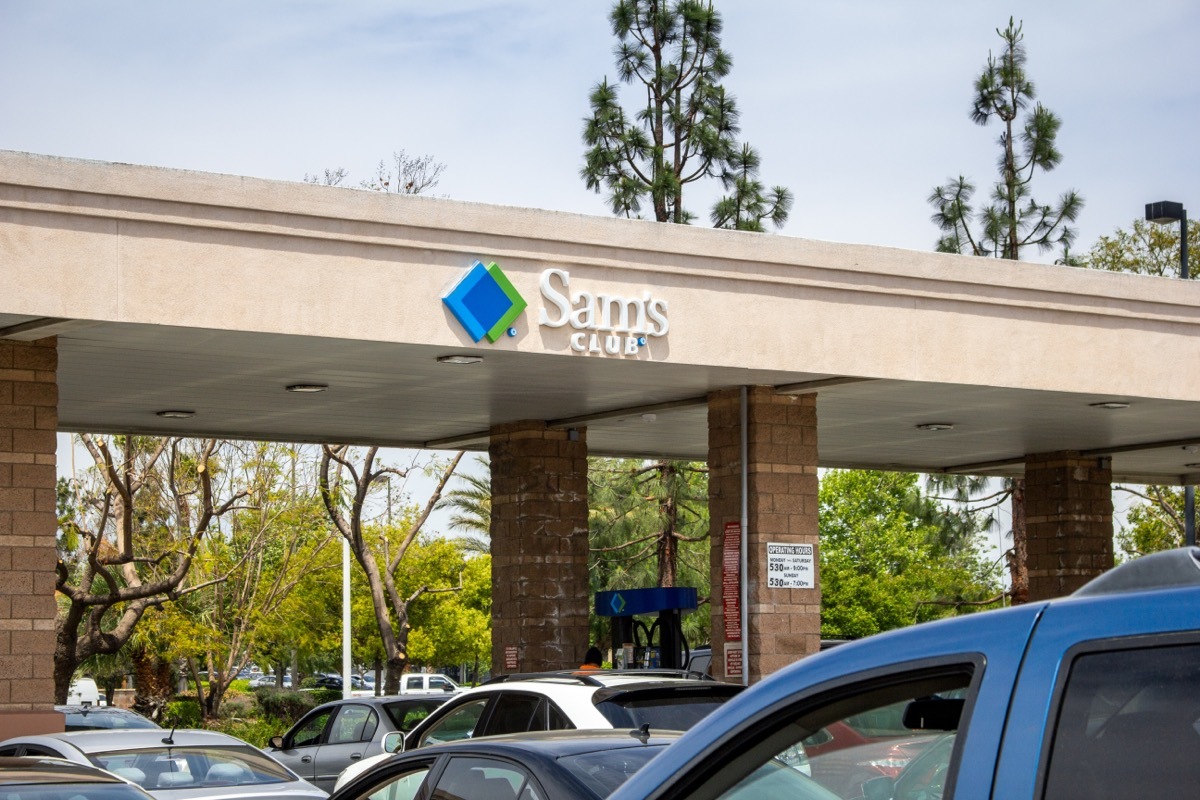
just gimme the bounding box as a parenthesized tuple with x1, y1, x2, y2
(1146, 201, 1193, 546)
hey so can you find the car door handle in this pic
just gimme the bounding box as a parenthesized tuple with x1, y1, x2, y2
(301, 756, 312, 763)
(350, 753, 362, 760)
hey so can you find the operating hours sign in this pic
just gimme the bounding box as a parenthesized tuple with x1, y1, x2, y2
(766, 543, 815, 589)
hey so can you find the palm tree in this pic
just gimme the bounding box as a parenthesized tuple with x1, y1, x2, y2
(437, 456, 491, 554)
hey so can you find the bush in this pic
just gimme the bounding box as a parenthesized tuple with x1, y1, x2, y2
(309, 688, 341, 706)
(255, 687, 317, 722)
(208, 716, 282, 748)
(162, 698, 202, 728)
(228, 679, 253, 695)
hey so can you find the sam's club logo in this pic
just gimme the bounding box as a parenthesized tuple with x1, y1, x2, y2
(443, 260, 527, 343)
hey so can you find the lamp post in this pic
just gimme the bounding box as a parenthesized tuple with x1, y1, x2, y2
(1146, 201, 1193, 546)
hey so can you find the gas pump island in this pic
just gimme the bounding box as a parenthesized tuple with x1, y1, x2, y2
(595, 587, 700, 670)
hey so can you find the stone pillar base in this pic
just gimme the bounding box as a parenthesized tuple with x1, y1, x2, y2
(1026, 451, 1113, 599)
(490, 421, 589, 672)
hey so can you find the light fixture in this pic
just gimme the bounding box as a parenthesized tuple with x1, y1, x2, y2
(286, 383, 328, 393)
(437, 355, 483, 365)
(641, 413, 657, 423)
(1088, 401, 1130, 410)
(156, 410, 195, 419)
(915, 423, 954, 432)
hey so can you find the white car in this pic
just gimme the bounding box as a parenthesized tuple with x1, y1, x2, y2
(333, 669, 741, 791)
(0, 730, 326, 800)
(66, 677, 101, 706)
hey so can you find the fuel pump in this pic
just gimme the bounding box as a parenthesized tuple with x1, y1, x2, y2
(594, 587, 698, 670)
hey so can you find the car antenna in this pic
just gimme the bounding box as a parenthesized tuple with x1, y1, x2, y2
(631, 724, 651, 744)
(162, 726, 176, 745)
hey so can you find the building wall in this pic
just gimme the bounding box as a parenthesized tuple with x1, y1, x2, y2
(1026, 451, 1114, 599)
(0, 337, 62, 734)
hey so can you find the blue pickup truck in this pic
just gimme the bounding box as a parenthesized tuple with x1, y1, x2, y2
(612, 547, 1200, 800)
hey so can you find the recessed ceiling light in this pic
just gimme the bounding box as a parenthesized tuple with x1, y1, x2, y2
(437, 355, 483, 365)
(916, 423, 954, 432)
(156, 410, 195, 419)
(286, 384, 328, 393)
(1089, 401, 1129, 410)
(641, 413, 657, 423)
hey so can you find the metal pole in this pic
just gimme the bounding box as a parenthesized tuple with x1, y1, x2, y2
(1182, 212, 1194, 545)
(342, 537, 352, 700)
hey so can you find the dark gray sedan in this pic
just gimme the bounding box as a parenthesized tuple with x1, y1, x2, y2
(268, 695, 448, 792)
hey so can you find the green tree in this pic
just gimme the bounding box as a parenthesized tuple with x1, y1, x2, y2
(819, 470, 1000, 638)
(928, 18, 1083, 259)
(404, 542, 491, 679)
(54, 435, 249, 704)
(318, 446, 463, 694)
(436, 456, 492, 555)
(581, 0, 791, 230)
(588, 458, 710, 648)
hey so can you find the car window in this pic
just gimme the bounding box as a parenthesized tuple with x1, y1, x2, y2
(406, 676, 424, 691)
(559, 744, 671, 796)
(419, 698, 489, 746)
(330, 705, 379, 744)
(595, 688, 737, 731)
(431, 756, 530, 800)
(690, 666, 974, 800)
(482, 693, 543, 736)
(1042, 642, 1200, 799)
(429, 677, 451, 691)
(360, 765, 432, 800)
(547, 701, 573, 731)
(384, 699, 444, 732)
(290, 708, 334, 748)
(90, 744, 293, 791)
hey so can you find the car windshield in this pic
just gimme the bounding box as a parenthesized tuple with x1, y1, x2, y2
(558, 745, 669, 796)
(6, 783, 151, 800)
(89, 745, 293, 791)
(383, 699, 443, 732)
(594, 690, 734, 731)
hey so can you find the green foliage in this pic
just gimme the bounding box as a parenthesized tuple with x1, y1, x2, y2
(589, 458, 710, 647)
(308, 688, 342, 706)
(929, 18, 1082, 260)
(1115, 486, 1185, 561)
(819, 470, 1001, 638)
(254, 687, 318, 721)
(1086, 218, 1197, 279)
(400, 540, 492, 671)
(582, 0, 790, 230)
(436, 456, 492, 554)
(207, 717, 281, 749)
(162, 698, 202, 728)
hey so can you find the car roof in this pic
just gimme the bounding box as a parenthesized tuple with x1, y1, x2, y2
(0, 756, 128, 785)
(4, 729, 250, 753)
(414, 728, 682, 757)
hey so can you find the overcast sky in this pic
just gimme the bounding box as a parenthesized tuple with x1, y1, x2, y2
(3, 0, 1197, 259)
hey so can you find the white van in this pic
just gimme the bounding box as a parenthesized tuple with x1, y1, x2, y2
(67, 677, 101, 706)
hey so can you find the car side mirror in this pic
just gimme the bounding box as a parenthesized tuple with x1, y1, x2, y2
(902, 697, 964, 731)
(443, 685, 455, 692)
(382, 732, 405, 753)
(269, 736, 285, 750)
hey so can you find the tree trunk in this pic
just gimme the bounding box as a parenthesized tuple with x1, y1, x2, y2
(131, 647, 175, 722)
(1008, 478, 1029, 605)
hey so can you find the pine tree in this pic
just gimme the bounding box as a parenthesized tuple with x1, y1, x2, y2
(581, 0, 791, 230)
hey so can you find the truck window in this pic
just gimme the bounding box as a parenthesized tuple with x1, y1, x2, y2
(708, 666, 975, 800)
(1043, 642, 1200, 800)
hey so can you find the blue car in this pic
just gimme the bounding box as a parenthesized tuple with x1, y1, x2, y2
(611, 547, 1200, 800)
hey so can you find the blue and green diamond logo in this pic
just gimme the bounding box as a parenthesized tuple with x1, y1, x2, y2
(443, 260, 527, 343)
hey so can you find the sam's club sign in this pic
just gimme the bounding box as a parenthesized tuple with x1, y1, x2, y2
(443, 262, 669, 357)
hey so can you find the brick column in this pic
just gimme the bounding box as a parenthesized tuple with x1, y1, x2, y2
(709, 387, 820, 684)
(0, 338, 62, 734)
(1025, 451, 1113, 600)
(490, 421, 589, 672)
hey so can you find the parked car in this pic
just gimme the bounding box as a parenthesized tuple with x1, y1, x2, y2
(405, 670, 742, 751)
(268, 695, 450, 792)
(67, 677, 102, 706)
(396, 673, 460, 694)
(0, 756, 156, 800)
(0, 729, 326, 800)
(330, 729, 839, 800)
(56, 705, 159, 731)
(610, 547, 1200, 800)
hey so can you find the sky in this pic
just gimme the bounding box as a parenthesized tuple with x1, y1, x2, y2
(2, 1, 1197, 257)
(3, 0, 1194, 534)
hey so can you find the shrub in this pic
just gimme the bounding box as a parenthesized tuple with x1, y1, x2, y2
(255, 687, 317, 722)
(162, 698, 202, 728)
(309, 688, 341, 706)
(208, 716, 281, 748)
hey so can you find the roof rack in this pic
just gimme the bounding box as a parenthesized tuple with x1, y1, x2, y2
(483, 668, 716, 686)
(1073, 547, 1200, 597)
